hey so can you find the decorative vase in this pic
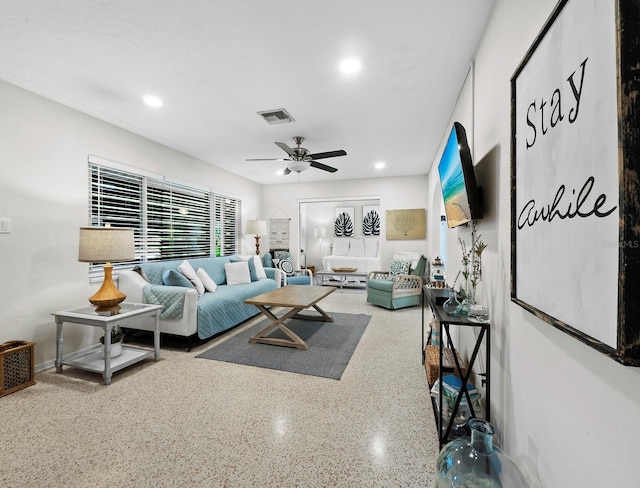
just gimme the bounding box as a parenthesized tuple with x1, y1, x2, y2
(456, 259, 474, 316)
(100, 341, 122, 359)
(438, 402, 471, 439)
(435, 418, 529, 487)
(442, 290, 461, 315)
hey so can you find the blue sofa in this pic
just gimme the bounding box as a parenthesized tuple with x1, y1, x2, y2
(118, 256, 281, 343)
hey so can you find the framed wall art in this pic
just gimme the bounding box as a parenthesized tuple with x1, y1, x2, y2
(510, 0, 640, 365)
(362, 205, 380, 236)
(334, 207, 354, 237)
(385, 208, 426, 240)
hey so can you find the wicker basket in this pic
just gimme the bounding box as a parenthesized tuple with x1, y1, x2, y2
(425, 345, 467, 387)
(0, 341, 35, 397)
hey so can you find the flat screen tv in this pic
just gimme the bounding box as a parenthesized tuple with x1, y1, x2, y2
(437, 122, 483, 228)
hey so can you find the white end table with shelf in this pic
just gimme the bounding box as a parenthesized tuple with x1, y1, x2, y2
(53, 302, 162, 385)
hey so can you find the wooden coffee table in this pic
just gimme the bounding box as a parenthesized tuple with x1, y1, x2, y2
(244, 285, 336, 350)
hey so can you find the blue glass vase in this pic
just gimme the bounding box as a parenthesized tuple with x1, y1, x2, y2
(435, 419, 529, 487)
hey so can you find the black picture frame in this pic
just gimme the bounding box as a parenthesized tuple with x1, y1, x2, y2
(510, 0, 640, 365)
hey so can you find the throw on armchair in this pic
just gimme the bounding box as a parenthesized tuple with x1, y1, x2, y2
(263, 251, 313, 286)
(366, 253, 426, 310)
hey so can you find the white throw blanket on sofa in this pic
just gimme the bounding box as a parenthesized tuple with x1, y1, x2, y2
(321, 237, 381, 274)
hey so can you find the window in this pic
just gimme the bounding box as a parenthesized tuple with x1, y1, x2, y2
(146, 181, 211, 260)
(88, 159, 241, 281)
(213, 194, 241, 257)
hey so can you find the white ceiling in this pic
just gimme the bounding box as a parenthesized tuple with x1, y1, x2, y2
(0, 1, 495, 185)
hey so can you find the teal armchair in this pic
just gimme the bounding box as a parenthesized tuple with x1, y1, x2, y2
(366, 255, 426, 310)
(263, 251, 313, 286)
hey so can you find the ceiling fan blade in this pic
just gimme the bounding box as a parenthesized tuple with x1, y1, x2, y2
(245, 158, 289, 161)
(283, 167, 292, 175)
(275, 142, 296, 157)
(310, 161, 338, 173)
(307, 149, 347, 160)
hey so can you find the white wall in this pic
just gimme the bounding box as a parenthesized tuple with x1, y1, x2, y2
(0, 80, 261, 365)
(261, 176, 429, 270)
(426, 1, 640, 486)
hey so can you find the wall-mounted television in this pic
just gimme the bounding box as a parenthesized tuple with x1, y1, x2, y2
(437, 122, 483, 228)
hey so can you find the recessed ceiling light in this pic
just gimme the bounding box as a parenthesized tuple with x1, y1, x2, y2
(339, 58, 361, 74)
(143, 95, 163, 108)
(375, 161, 386, 169)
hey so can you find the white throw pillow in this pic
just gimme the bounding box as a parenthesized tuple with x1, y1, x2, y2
(347, 238, 365, 257)
(196, 268, 217, 293)
(333, 238, 350, 256)
(178, 260, 205, 297)
(364, 239, 379, 257)
(392, 252, 421, 270)
(224, 261, 251, 285)
(252, 255, 267, 279)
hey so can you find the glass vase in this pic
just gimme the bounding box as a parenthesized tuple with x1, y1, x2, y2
(435, 419, 529, 488)
(442, 290, 461, 316)
(438, 401, 471, 439)
(456, 262, 474, 316)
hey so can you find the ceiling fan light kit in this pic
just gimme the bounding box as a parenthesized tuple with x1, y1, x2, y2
(287, 160, 311, 173)
(247, 136, 346, 174)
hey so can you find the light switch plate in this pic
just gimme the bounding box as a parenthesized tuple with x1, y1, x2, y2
(0, 218, 12, 234)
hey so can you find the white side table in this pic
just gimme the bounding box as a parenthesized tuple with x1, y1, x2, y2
(53, 302, 162, 385)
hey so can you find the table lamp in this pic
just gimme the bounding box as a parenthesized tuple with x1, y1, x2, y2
(245, 219, 267, 255)
(78, 226, 135, 312)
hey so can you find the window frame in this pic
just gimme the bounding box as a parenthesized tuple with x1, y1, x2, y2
(87, 156, 241, 282)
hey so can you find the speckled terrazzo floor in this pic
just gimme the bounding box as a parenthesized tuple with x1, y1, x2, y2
(0, 290, 439, 487)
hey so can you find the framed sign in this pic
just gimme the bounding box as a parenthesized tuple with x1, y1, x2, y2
(511, 0, 640, 365)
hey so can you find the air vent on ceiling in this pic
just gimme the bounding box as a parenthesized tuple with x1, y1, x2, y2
(257, 108, 295, 125)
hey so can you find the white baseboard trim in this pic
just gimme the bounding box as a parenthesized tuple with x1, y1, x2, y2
(35, 345, 102, 373)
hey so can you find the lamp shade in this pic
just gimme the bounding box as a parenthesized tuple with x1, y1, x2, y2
(314, 227, 326, 239)
(245, 219, 267, 236)
(78, 227, 135, 263)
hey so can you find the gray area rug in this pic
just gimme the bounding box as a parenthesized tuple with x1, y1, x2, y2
(196, 312, 371, 380)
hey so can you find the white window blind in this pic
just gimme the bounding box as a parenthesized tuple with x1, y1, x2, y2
(147, 180, 211, 260)
(88, 161, 241, 281)
(213, 194, 241, 256)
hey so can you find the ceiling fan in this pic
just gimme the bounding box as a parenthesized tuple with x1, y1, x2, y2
(246, 136, 347, 174)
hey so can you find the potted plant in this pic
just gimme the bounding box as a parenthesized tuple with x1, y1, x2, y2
(99, 326, 124, 358)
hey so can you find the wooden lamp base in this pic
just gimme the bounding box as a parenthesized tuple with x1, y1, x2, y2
(254, 235, 261, 255)
(88, 263, 127, 312)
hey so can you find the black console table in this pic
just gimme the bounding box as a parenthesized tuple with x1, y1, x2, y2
(422, 286, 491, 447)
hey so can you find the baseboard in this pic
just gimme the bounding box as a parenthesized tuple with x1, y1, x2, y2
(35, 345, 101, 373)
